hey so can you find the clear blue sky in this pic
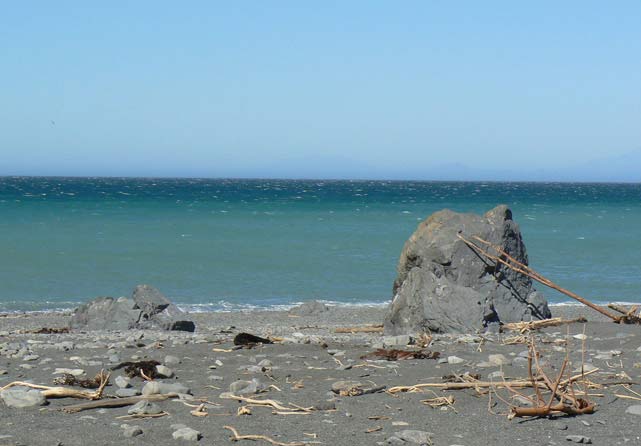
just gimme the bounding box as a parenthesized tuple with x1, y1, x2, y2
(1, 1, 640, 181)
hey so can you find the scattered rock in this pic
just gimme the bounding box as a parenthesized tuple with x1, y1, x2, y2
(384, 205, 551, 334)
(447, 356, 465, 364)
(116, 388, 140, 397)
(123, 425, 143, 438)
(172, 427, 201, 442)
(115, 376, 131, 389)
(164, 355, 181, 366)
(69, 285, 195, 332)
(228, 379, 267, 395)
(393, 430, 433, 444)
(0, 387, 46, 408)
(141, 381, 190, 396)
(625, 405, 641, 416)
(155, 365, 174, 378)
(128, 400, 163, 415)
(288, 300, 329, 316)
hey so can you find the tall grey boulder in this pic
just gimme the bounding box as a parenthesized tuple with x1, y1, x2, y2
(384, 205, 551, 334)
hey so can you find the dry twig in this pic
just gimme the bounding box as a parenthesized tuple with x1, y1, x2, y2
(224, 425, 305, 446)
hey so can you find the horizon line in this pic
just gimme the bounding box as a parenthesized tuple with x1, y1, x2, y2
(1, 174, 640, 185)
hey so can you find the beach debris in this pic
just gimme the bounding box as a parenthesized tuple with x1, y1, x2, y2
(331, 380, 386, 396)
(224, 425, 305, 446)
(52, 372, 107, 389)
(237, 406, 252, 416)
(502, 317, 588, 334)
(361, 348, 440, 361)
(334, 325, 384, 334)
(26, 327, 70, 334)
(457, 233, 635, 324)
(220, 394, 313, 413)
(111, 360, 161, 379)
(1, 370, 109, 401)
(607, 304, 641, 324)
(233, 333, 273, 347)
(61, 393, 179, 413)
(490, 338, 597, 420)
(421, 395, 456, 411)
(190, 403, 209, 417)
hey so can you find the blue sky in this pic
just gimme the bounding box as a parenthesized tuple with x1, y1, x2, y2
(1, 2, 640, 181)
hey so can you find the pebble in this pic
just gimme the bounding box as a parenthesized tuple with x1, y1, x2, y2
(155, 365, 174, 378)
(172, 427, 201, 442)
(208, 375, 224, 381)
(123, 425, 143, 438)
(392, 430, 432, 444)
(625, 404, 641, 415)
(142, 381, 190, 396)
(164, 355, 181, 365)
(128, 400, 163, 415)
(447, 356, 465, 364)
(116, 388, 140, 397)
(229, 378, 267, 395)
(22, 354, 39, 361)
(565, 435, 591, 443)
(487, 354, 510, 366)
(53, 368, 85, 376)
(0, 387, 46, 408)
(115, 376, 131, 389)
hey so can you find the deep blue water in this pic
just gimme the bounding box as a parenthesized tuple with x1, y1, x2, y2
(1, 177, 640, 311)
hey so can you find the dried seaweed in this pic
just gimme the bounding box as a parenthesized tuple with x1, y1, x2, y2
(111, 360, 160, 379)
(52, 373, 105, 389)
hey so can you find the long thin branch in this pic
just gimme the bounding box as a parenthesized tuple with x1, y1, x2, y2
(224, 425, 305, 446)
(457, 233, 620, 321)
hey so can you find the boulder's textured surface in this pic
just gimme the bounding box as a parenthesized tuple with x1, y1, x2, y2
(69, 285, 195, 332)
(384, 205, 551, 334)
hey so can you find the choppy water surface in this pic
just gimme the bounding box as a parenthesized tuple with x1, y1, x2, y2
(1, 177, 640, 311)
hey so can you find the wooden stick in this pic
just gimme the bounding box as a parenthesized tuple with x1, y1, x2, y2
(457, 234, 621, 321)
(223, 425, 305, 446)
(387, 380, 546, 393)
(220, 394, 312, 412)
(510, 401, 595, 418)
(60, 393, 179, 413)
(334, 325, 384, 333)
(503, 317, 587, 333)
(1, 371, 110, 400)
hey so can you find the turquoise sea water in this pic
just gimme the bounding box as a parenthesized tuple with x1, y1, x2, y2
(1, 177, 640, 312)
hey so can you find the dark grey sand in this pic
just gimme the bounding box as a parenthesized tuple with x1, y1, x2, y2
(1, 305, 641, 446)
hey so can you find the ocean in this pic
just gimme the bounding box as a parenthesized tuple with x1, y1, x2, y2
(0, 177, 639, 312)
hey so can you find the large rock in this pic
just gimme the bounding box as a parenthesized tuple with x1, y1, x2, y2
(384, 205, 550, 334)
(70, 285, 195, 332)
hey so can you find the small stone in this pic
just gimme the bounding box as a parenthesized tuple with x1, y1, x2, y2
(172, 427, 201, 441)
(447, 356, 465, 365)
(394, 430, 433, 444)
(383, 335, 412, 347)
(116, 388, 140, 397)
(565, 435, 591, 443)
(115, 376, 131, 389)
(573, 334, 587, 340)
(487, 371, 504, 380)
(53, 368, 84, 376)
(164, 355, 181, 365)
(331, 380, 363, 394)
(128, 400, 163, 415)
(141, 381, 190, 396)
(208, 375, 224, 381)
(391, 421, 409, 426)
(0, 369, 7, 375)
(625, 405, 641, 415)
(22, 354, 39, 361)
(155, 365, 174, 378)
(488, 354, 510, 366)
(123, 425, 143, 438)
(314, 400, 336, 411)
(229, 379, 266, 395)
(0, 387, 46, 408)
(552, 421, 568, 430)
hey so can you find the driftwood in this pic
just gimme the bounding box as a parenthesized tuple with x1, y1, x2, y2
(224, 425, 306, 446)
(60, 393, 179, 413)
(457, 233, 630, 323)
(361, 349, 440, 361)
(387, 380, 545, 394)
(503, 317, 588, 334)
(334, 325, 384, 334)
(1, 371, 109, 400)
(220, 394, 313, 412)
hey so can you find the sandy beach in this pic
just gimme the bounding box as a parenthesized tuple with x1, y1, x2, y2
(1, 304, 640, 446)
